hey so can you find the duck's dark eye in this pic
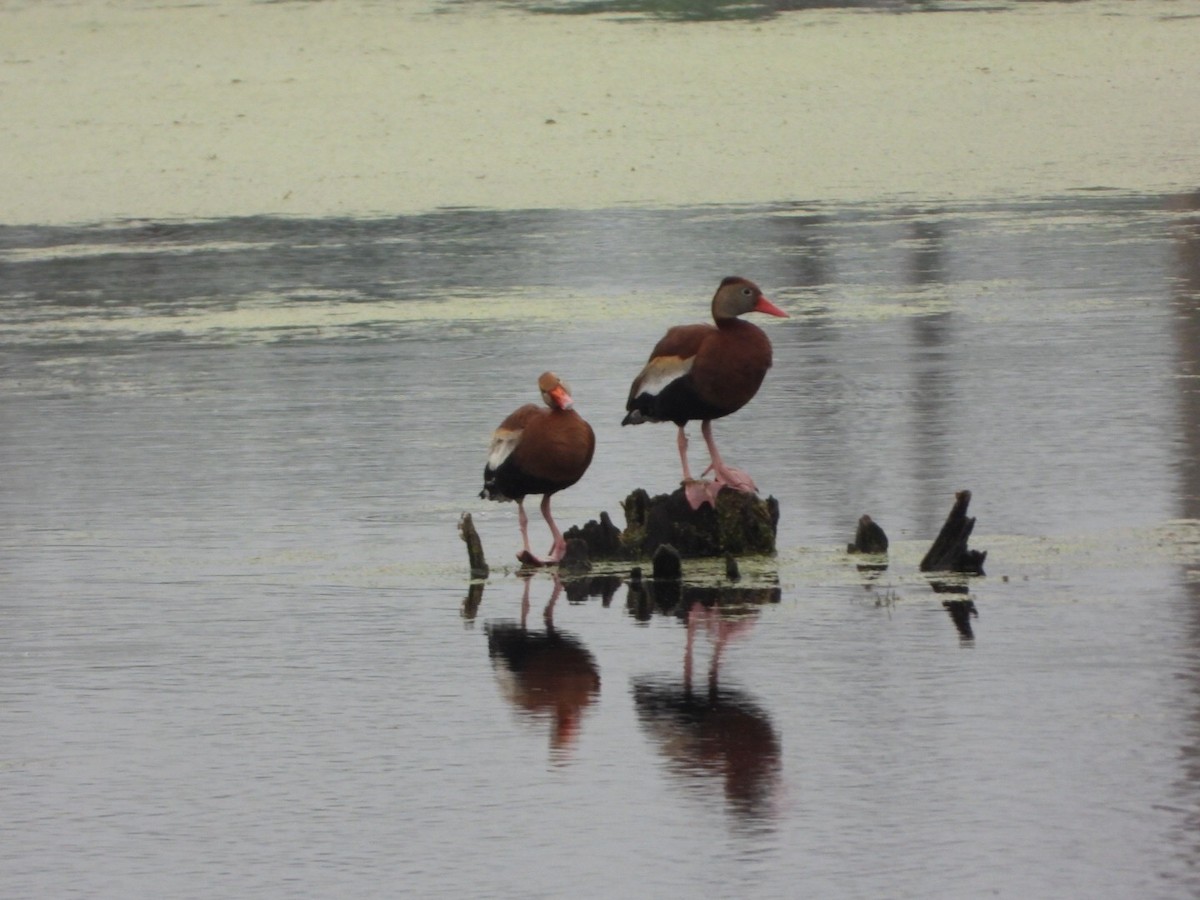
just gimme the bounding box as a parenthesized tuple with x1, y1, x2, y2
(742, 287, 752, 296)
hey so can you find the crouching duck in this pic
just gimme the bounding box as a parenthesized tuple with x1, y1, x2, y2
(482, 372, 596, 566)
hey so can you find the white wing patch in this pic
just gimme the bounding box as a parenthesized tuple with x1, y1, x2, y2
(635, 355, 694, 398)
(487, 428, 522, 470)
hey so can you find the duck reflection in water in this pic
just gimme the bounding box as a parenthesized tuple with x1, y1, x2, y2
(485, 574, 601, 759)
(632, 588, 782, 826)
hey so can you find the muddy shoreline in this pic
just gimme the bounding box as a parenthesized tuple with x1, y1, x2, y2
(3, 0, 1199, 225)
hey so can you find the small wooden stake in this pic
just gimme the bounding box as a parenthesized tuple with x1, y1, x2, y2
(458, 512, 489, 579)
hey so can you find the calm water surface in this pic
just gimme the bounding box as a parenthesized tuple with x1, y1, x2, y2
(3, 193, 1200, 897)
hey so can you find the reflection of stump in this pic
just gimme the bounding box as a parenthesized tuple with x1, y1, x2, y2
(625, 579, 781, 621)
(564, 487, 778, 560)
(462, 581, 485, 620)
(562, 574, 623, 605)
(943, 599, 978, 640)
(920, 490, 987, 575)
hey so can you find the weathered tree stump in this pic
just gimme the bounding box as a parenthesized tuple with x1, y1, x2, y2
(563, 487, 779, 560)
(920, 490, 987, 575)
(558, 537, 592, 575)
(846, 513, 889, 572)
(458, 512, 489, 579)
(563, 510, 623, 559)
(847, 514, 889, 554)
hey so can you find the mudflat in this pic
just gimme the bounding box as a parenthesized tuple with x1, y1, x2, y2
(2, 0, 1199, 224)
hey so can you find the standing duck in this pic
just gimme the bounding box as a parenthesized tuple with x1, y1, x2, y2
(482, 372, 596, 566)
(622, 277, 787, 510)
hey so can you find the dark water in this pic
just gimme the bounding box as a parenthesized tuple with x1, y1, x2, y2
(3, 193, 1200, 897)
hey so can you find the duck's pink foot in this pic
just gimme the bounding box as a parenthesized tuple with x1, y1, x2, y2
(711, 463, 758, 494)
(516, 539, 567, 568)
(683, 478, 723, 511)
(517, 549, 553, 567)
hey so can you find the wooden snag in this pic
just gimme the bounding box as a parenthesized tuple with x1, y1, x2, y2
(919, 490, 987, 575)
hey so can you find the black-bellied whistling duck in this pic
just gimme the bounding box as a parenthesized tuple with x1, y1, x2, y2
(622, 277, 788, 509)
(481, 372, 596, 566)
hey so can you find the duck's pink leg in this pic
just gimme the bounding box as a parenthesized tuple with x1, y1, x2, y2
(679, 425, 720, 510)
(540, 494, 567, 563)
(701, 420, 758, 493)
(677, 426, 694, 481)
(516, 494, 567, 567)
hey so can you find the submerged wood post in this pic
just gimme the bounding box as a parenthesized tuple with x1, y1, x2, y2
(724, 553, 740, 581)
(847, 513, 889, 572)
(920, 490, 987, 575)
(847, 514, 889, 554)
(458, 512, 489, 579)
(652, 543, 683, 581)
